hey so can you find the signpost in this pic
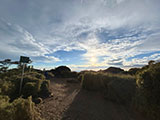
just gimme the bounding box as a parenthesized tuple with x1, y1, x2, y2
(19, 56, 31, 95)
(0, 56, 32, 94)
(20, 56, 31, 63)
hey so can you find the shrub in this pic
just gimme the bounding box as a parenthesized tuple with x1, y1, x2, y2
(61, 71, 78, 78)
(7, 75, 42, 100)
(22, 82, 38, 98)
(82, 72, 135, 91)
(25, 72, 45, 80)
(134, 62, 160, 120)
(0, 96, 41, 120)
(81, 72, 136, 104)
(127, 68, 141, 75)
(39, 80, 50, 98)
(47, 72, 54, 79)
(106, 77, 136, 104)
(0, 95, 15, 120)
(50, 66, 71, 77)
(0, 71, 51, 101)
(81, 72, 108, 91)
(13, 97, 38, 120)
(0, 81, 16, 97)
(20, 76, 42, 91)
(68, 71, 78, 78)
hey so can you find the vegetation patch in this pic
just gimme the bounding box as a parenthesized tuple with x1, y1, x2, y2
(0, 69, 51, 101)
(81, 72, 136, 104)
(134, 62, 160, 120)
(0, 96, 42, 120)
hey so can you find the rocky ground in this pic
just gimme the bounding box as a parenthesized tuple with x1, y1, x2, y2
(37, 78, 146, 120)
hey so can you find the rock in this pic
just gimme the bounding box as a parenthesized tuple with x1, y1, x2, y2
(34, 97, 43, 104)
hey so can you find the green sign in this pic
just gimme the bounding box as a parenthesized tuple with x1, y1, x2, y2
(20, 56, 31, 63)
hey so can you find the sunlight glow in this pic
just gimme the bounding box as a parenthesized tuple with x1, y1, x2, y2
(90, 57, 97, 65)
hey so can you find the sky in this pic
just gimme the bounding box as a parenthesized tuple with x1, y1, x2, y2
(0, 0, 160, 71)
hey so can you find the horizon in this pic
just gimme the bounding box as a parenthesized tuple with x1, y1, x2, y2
(0, 0, 160, 71)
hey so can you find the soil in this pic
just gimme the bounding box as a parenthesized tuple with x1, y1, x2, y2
(37, 78, 146, 120)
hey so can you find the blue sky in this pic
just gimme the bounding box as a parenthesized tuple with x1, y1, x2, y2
(0, 0, 160, 71)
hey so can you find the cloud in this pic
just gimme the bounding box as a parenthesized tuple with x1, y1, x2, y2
(0, 0, 160, 70)
(123, 53, 160, 67)
(0, 19, 60, 63)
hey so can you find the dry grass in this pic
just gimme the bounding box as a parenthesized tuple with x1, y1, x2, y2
(81, 72, 136, 104)
(81, 72, 135, 91)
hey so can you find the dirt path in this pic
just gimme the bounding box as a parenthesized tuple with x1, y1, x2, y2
(37, 78, 144, 120)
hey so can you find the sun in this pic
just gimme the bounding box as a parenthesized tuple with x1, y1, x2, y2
(90, 57, 97, 65)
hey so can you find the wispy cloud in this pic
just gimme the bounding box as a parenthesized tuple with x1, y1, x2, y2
(0, 19, 60, 63)
(0, 0, 160, 70)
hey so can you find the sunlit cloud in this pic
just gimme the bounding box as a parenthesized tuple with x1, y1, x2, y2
(0, 0, 160, 70)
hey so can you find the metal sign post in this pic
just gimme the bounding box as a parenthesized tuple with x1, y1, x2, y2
(19, 63, 25, 95)
(19, 56, 31, 95)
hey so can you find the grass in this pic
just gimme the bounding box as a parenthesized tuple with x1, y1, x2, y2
(81, 72, 135, 91)
(81, 72, 136, 104)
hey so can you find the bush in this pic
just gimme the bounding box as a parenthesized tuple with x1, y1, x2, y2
(81, 72, 108, 91)
(0, 81, 16, 97)
(81, 72, 134, 91)
(13, 97, 39, 120)
(60, 71, 78, 78)
(0, 71, 51, 101)
(0, 70, 48, 120)
(134, 62, 160, 120)
(67, 71, 78, 78)
(81, 72, 136, 104)
(5, 75, 43, 100)
(39, 80, 50, 98)
(47, 72, 54, 79)
(127, 68, 141, 75)
(22, 82, 38, 98)
(50, 66, 71, 77)
(106, 77, 136, 104)
(0, 96, 41, 120)
(28, 72, 45, 80)
(0, 95, 15, 120)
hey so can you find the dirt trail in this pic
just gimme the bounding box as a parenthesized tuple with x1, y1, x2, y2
(37, 78, 144, 120)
